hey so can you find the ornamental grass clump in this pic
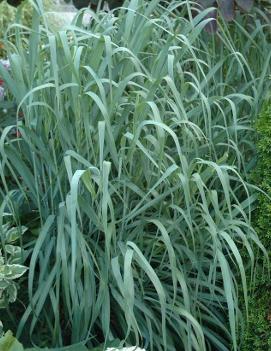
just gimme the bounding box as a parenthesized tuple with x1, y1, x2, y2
(0, 0, 270, 350)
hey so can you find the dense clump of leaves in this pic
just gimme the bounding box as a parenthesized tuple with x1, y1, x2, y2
(253, 103, 271, 251)
(0, 0, 271, 350)
(241, 102, 271, 351)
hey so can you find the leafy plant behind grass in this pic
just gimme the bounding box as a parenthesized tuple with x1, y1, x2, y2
(0, 213, 28, 336)
(0, 0, 270, 350)
(0, 0, 54, 57)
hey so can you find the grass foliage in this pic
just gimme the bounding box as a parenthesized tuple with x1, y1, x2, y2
(0, 1, 271, 350)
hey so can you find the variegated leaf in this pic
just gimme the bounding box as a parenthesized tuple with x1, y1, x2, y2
(0, 264, 27, 280)
(4, 225, 28, 243)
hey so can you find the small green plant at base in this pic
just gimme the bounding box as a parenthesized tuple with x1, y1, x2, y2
(0, 330, 24, 351)
(0, 332, 124, 351)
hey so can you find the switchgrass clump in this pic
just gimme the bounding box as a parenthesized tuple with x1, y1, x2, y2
(0, 0, 270, 350)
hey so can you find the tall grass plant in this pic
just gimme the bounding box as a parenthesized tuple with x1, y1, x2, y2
(0, 1, 270, 349)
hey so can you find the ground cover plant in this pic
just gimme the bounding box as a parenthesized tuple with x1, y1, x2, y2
(0, 0, 271, 350)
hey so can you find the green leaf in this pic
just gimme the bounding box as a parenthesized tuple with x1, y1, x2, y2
(3, 225, 28, 244)
(0, 331, 24, 351)
(0, 265, 27, 280)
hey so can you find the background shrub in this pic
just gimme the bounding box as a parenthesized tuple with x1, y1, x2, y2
(241, 102, 271, 351)
(0, 2, 16, 57)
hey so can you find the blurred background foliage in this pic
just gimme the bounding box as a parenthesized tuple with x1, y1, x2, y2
(0, 0, 54, 57)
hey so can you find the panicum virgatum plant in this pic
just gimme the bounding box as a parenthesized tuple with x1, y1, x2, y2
(0, 0, 270, 350)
